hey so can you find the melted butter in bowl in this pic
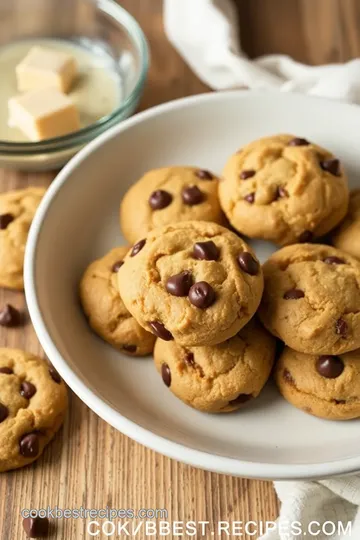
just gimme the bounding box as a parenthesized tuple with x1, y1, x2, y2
(0, 38, 123, 142)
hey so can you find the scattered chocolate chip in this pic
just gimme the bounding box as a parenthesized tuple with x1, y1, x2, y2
(182, 185, 204, 206)
(0, 304, 21, 327)
(237, 252, 259, 275)
(276, 186, 289, 199)
(283, 288, 305, 300)
(148, 189, 172, 210)
(196, 169, 214, 180)
(0, 367, 12, 374)
(188, 281, 216, 309)
(335, 318, 348, 337)
(333, 399, 346, 405)
(122, 344, 137, 353)
(112, 260, 124, 272)
(166, 271, 193, 297)
(0, 213, 14, 230)
(320, 158, 341, 176)
(288, 137, 310, 146)
(193, 241, 219, 261)
(131, 239, 146, 256)
(244, 192, 255, 204)
(149, 321, 173, 341)
(22, 516, 49, 538)
(229, 393, 252, 405)
(316, 355, 344, 379)
(20, 381, 36, 399)
(19, 432, 40, 458)
(0, 403, 8, 423)
(49, 366, 61, 384)
(298, 230, 313, 243)
(184, 351, 195, 366)
(323, 256, 345, 265)
(240, 170, 255, 180)
(161, 363, 171, 387)
(283, 369, 294, 384)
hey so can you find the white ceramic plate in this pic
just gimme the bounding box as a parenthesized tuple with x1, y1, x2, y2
(25, 90, 360, 480)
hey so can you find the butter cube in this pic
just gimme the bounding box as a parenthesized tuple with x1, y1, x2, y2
(16, 46, 77, 93)
(8, 88, 80, 141)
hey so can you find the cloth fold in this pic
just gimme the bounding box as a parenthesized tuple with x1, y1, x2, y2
(164, 0, 360, 538)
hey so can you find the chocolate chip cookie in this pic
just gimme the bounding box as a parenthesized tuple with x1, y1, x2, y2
(275, 346, 360, 420)
(259, 244, 360, 355)
(120, 167, 225, 244)
(118, 221, 263, 347)
(79, 247, 155, 356)
(154, 318, 275, 413)
(332, 189, 360, 260)
(0, 348, 68, 472)
(0, 187, 46, 290)
(219, 134, 349, 245)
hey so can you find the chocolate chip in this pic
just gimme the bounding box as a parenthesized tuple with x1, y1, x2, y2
(320, 158, 341, 176)
(237, 252, 259, 275)
(0, 213, 14, 230)
(229, 393, 252, 405)
(333, 399, 346, 405)
(0, 367, 12, 374)
(122, 344, 137, 353)
(298, 230, 313, 243)
(283, 288, 305, 300)
(188, 281, 216, 309)
(131, 239, 146, 256)
(184, 351, 195, 366)
(49, 366, 61, 384)
(161, 363, 171, 387)
(19, 433, 40, 458)
(196, 169, 214, 180)
(0, 304, 21, 327)
(283, 369, 294, 384)
(166, 271, 193, 297)
(335, 318, 348, 337)
(22, 516, 49, 538)
(323, 256, 345, 265)
(148, 189, 172, 210)
(0, 403, 8, 423)
(244, 192, 255, 204)
(288, 137, 310, 146)
(240, 170, 255, 180)
(112, 260, 124, 272)
(149, 321, 173, 341)
(193, 241, 219, 261)
(182, 185, 204, 206)
(316, 355, 344, 379)
(276, 186, 288, 199)
(20, 381, 36, 399)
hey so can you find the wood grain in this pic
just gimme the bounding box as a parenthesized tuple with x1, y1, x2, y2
(4, 0, 359, 537)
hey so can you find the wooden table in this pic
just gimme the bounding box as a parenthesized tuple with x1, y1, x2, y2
(2, 0, 358, 537)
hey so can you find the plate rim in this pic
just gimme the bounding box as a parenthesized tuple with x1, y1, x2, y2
(24, 89, 360, 480)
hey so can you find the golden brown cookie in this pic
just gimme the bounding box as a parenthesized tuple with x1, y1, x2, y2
(219, 134, 349, 245)
(79, 247, 155, 356)
(332, 189, 360, 259)
(0, 348, 67, 472)
(120, 166, 225, 244)
(259, 243, 360, 355)
(0, 187, 46, 290)
(154, 318, 275, 413)
(118, 221, 263, 347)
(275, 346, 360, 420)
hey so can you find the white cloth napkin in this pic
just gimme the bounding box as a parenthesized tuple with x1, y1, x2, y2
(164, 0, 360, 103)
(164, 1, 360, 538)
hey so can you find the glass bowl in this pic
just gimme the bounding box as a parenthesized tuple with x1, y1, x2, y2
(0, 0, 149, 170)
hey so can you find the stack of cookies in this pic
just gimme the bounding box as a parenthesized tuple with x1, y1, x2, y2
(80, 134, 360, 421)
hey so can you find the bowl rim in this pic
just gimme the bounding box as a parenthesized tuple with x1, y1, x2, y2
(0, 0, 149, 155)
(25, 89, 360, 480)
